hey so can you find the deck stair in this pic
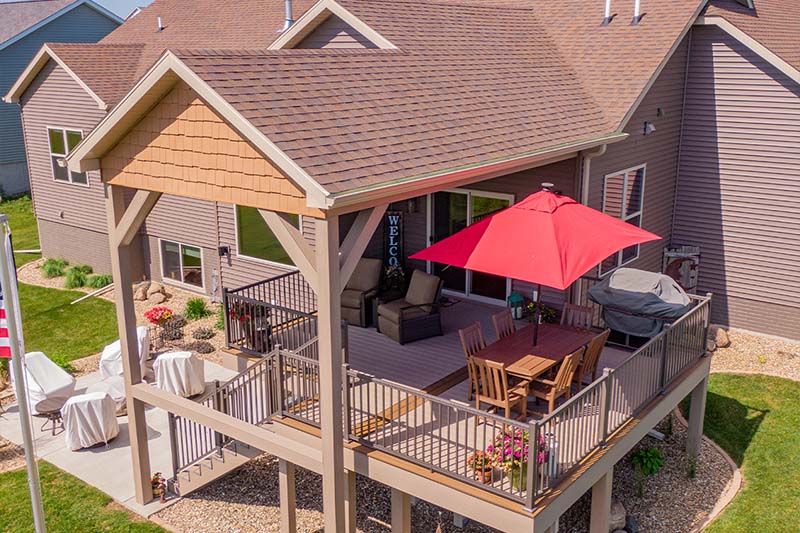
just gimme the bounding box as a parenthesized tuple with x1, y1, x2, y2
(169, 439, 262, 496)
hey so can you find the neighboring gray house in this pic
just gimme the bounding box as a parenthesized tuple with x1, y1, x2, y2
(0, 0, 120, 196)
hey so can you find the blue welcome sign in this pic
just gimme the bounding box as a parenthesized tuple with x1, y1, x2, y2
(384, 211, 403, 267)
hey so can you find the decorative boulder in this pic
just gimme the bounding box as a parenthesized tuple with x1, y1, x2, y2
(707, 338, 718, 353)
(147, 281, 164, 298)
(150, 292, 167, 304)
(609, 501, 626, 532)
(710, 325, 731, 348)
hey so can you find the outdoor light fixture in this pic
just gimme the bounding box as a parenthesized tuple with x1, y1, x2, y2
(644, 122, 656, 135)
(218, 245, 230, 259)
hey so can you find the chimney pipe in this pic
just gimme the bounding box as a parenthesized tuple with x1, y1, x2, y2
(157, 16, 164, 32)
(632, 0, 642, 25)
(281, 0, 294, 32)
(603, 0, 612, 25)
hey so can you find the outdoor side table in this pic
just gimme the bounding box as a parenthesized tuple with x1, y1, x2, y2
(62, 392, 120, 451)
(154, 351, 205, 398)
(86, 376, 127, 416)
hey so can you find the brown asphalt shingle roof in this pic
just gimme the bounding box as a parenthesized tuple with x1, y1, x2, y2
(0, 0, 75, 46)
(706, 0, 800, 72)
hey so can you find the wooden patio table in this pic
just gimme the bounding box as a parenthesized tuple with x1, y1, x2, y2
(476, 323, 597, 381)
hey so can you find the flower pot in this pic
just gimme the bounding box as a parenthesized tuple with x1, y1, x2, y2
(511, 464, 528, 492)
(474, 467, 493, 484)
(152, 486, 161, 498)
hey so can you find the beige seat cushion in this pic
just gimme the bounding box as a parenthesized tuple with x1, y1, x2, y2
(346, 258, 382, 292)
(377, 299, 429, 323)
(404, 270, 440, 312)
(341, 289, 364, 309)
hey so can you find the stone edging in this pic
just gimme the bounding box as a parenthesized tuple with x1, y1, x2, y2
(672, 408, 742, 533)
(710, 368, 800, 382)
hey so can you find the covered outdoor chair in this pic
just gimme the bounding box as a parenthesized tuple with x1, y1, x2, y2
(458, 322, 486, 401)
(531, 346, 585, 413)
(573, 329, 611, 390)
(62, 392, 119, 451)
(11, 351, 76, 434)
(154, 351, 205, 398)
(377, 270, 443, 344)
(471, 357, 530, 421)
(86, 375, 127, 416)
(341, 258, 382, 327)
(99, 326, 150, 380)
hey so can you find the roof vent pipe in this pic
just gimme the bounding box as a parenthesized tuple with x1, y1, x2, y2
(632, 0, 642, 25)
(281, 0, 294, 32)
(157, 16, 164, 32)
(603, 0, 612, 25)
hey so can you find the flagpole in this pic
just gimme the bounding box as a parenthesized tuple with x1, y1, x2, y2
(0, 216, 47, 533)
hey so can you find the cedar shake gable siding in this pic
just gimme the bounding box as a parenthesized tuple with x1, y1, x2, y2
(100, 81, 323, 218)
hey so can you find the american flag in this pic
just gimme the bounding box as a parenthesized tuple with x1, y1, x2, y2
(0, 224, 20, 359)
(0, 291, 9, 358)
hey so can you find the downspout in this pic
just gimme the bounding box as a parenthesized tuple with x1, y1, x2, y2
(572, 143, 608, 304)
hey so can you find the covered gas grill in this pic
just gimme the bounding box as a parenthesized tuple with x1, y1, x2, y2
(588, 268, 692, 344)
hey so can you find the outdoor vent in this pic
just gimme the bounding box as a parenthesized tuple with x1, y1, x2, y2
(280, 0, 294, 32)
(631, 0, 643, 25)
(603, 0, 613, 25)
(157, 16, 164, 32)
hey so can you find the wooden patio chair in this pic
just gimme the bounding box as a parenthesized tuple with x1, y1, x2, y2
(471, 357, 530, 421)
(530, 346, 585, 413)
(458, 322, 486, 401)
(573, 329, 611, 390)
(560, 303, 593, 329)
(491, 309, 515, 340)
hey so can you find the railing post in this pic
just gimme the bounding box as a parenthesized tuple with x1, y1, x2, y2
(341, 319, 349, 365)
(597, 368, 612, 447)
(222, 287, 231, 349)
(524, 421, 539, 512)
(276, 349, 286, 415)
(658, 327, 669, 395)
(212, 380, 225, 453)
(167, 412, 179, 480)
(701, 293, 712, 357)
(342, 363, 351, 441)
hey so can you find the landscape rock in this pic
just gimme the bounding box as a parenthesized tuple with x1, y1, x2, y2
(707, 338, 718, 353)
(150, 292, 167, 304)
(147, 281, 164, 297)
(134, 286, 149, 301)
(710, 325, 731, 348)
(609, 500, 626, 531)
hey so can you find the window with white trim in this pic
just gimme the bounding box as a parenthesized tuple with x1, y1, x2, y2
(600, 165, 645, 276)
(235, 205, 300, 266)
(47, 128, 87, 184)
(160, 240, 203, 288)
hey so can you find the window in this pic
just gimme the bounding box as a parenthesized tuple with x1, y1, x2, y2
(160, 240, 203, 288)
(235, 205, 299, 266)
(47, 128, 87, 184)
(600, 165, 646, 275)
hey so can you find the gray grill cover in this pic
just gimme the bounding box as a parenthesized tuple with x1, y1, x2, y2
(588, 268, 692, 337)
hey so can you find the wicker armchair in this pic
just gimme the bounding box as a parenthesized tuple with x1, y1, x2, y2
(377, 270, 443, 344)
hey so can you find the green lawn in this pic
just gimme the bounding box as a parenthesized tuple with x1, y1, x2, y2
(0, 461, 165, 532)
(2, 195, 40, 267)
(690, 374, 800, 532)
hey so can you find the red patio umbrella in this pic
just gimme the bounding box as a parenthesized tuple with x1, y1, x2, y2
(409, 187, 661, 343)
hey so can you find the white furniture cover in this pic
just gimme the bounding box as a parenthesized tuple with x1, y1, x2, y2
(99, 326, 150, 380)
(86, 376, 127, 416)
(62, 392, 119, 451)
(11, 351, 76, 415)
(154, 351, 205, 398)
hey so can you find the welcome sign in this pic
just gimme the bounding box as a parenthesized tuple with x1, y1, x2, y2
(384, 211, 403, 267)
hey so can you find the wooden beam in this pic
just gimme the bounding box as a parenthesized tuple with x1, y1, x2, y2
(110, 189, 162, 247)
(105, 184, 155, 505)
(258, 210, 318, 292)
(339, 205, 388, 289)
(314, 216, 347, 532)
(279, 459, 297, 533)
(391, 488, 412, 533)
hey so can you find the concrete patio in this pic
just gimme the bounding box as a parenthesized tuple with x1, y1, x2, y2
(0, 358, 235, 517)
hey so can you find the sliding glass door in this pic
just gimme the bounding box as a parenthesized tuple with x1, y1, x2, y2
(428, 189, 513, 303)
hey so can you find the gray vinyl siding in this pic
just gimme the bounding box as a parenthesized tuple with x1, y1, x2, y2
(295, 15, 376, 49)
(674, 25, 800, 339)
(0, 3, 119, 167)
(589, 37, 691, 274)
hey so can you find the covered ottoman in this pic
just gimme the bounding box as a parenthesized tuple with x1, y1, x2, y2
(154, 351, 205, 397)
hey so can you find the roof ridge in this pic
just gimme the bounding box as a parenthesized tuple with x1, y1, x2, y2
(172, 47, 403, 57)
(341, 0, 533, 12)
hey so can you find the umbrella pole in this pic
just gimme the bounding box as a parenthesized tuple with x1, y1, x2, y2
(533, 284, 541, 346)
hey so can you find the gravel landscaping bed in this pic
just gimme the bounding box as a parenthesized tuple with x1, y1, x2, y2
(155, 412, 733, 533)
(711, 329, 800, 381)
(0, 436, 25, 474)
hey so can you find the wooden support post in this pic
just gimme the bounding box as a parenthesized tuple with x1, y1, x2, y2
(315, 216, 346, 532)
(279, 459, 297, 533)
(686, 375, 709, 464)
(105, 184, 160, 505)
(391, 488, 411, 533)
(589, 466, 613, 533)
(344, 469, 357, 533)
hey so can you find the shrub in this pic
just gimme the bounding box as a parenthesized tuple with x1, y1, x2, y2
(631, 447, 664, 496)
(86, 274, 113, 289)
(165, 314, 186, 329)
(183, 341, 215, 354)
(41, 258, 68, 278)
(161, 327, 184, 341)
(214, 305, 225, 330)
(64, 265, 92, 289)
(184, 298, 212, 320)
(192, 327, 215, 340)
(49, 353, 76, 375)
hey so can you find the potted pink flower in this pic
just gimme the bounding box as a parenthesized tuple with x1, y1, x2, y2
(466, 451, 494, 484)
(487, 428, 548, 491)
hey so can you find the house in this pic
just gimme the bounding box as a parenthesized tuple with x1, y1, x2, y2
(1, 0, 797, 529)
(0, 0, 121, 196)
